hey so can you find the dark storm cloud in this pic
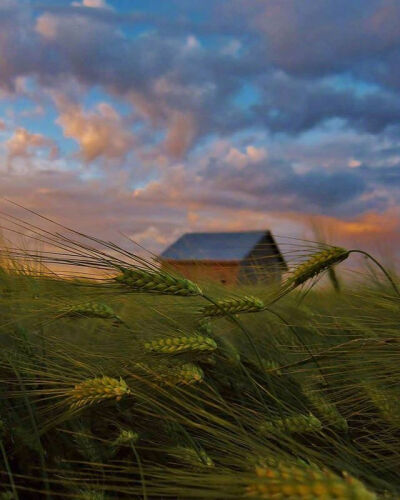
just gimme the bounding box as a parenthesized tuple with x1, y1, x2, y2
(249, 0, 400, 78)
(200, 156, 370, 216)
(254, 73, 400, 134)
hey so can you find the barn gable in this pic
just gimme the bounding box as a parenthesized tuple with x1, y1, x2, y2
(159, 231, 286, 285)
(160, 231, 282, 262)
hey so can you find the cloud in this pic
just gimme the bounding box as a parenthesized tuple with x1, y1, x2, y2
(225, 145, 268, 169)
(131, 132, 400, 222)
(254, 71, 400, 134)
(71, 0, 111, 9)
(54, 95, 135, 162)
(251, 0, 400, 79)
(0, 166, 190, 256)
(130, 225, 170, 248)
(5, 127, 59, 168)
(164, 111, 197, 158)
(35, 13, 58, 40)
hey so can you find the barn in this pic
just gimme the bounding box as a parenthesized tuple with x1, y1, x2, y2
(159, 230, 287, 285)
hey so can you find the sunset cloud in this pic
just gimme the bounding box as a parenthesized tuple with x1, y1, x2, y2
(35, 13, 58, 40)
(164, 111, 197, 159)
(54, 95, 135, 162)
(5, 127, 59, 168)
(71, 0, 111, 9)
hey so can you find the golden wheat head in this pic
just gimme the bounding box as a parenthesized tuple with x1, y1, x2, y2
(69, 376, 131, 409)
(246, 462, 376, 499)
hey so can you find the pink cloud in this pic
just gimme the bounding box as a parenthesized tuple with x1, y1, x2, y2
(225, 145, 268, 169)
(35, 13, 58, 40)
(54, 95, 135, 162)
(164, 111, 197, 159)
(5, 127, 59, 167)
(71, 0, 112, 9)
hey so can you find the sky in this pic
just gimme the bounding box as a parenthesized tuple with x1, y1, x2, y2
(1, 0, 400, 257)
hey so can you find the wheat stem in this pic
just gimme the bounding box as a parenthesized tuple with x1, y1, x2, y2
(349, 250, 400, 297)
(0, 436, 19, 500)
(201, 294, 286, 417)
(9, 361, 51, 500)
(265, 307, 328, 386)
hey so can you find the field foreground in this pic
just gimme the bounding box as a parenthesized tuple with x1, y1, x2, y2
(0, 237, 399, 499)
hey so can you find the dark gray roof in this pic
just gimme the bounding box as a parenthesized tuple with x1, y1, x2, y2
(160, 231, 273, 261)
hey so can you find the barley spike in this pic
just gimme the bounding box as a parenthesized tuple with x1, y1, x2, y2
(259, 413, 322, 434)
(69, 376, 130, 409)
(144, 335, 217, 354)
(287, 247, 349, 288)
(114, 267, 202, 296)
(195, 320, 214, 336)
(113, 429, 140, 448)
(135, 361, 204, 385)
(262, 359, 283, 375)
(76, 490, 107, 500)
(303, 385, 348, 431)
(168, 446, 214, 468)
(201, 295, 265, 318)
(362, 382, 400, 427)
(59, 301, 122, 323)
(246, 462, 376, 499)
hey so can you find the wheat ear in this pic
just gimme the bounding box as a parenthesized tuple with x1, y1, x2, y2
(246, 463, 376, 499)
(59, 301, 122, 323)
(168, 446, 214, 468)
(201, 295, 265, 318)
(113, 429, 140, 448)
(362, 382, 400, 427)
(135, 361, 204, 385)
(76, 489, 107, 500)
(259, 413, 322, 434)
(144, 335, 217, 354)
(114, 267, 202, 296)
(195, 320, 214, 336)
(261, 359, 283, 375)
(303, 384, 348, 431)
(0, 419, 19, 500)
(69, 376, 130, 409)
(287, 247, 349, 288)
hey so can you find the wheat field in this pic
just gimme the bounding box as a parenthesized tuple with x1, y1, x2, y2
(0, 214, 399, 499)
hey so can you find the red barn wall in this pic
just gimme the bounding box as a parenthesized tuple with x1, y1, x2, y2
(160, 260, 240, 286)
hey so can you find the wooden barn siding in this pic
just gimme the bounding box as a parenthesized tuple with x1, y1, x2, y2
(239, 235, 284, 283)
(160, 260, 240, 285)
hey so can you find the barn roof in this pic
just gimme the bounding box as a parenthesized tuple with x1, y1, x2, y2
(160, 230, 283, 262)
